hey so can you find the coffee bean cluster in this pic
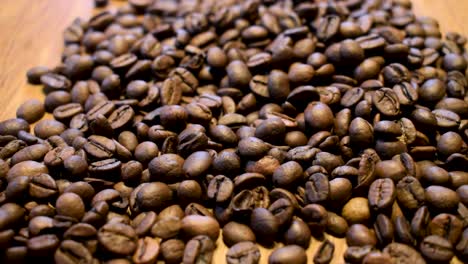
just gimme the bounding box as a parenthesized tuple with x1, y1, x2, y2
(0, 0, 467, 263)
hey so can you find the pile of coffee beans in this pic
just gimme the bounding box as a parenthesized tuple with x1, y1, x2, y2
(0, 0, 467, 263)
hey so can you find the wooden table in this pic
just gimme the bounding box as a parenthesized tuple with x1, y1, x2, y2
(0, 1, 465, 263)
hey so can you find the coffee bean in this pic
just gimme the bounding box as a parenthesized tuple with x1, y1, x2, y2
(226, 241, 260, 264)
(55, 239, 93, 264)
(368, 178, 396, 211)
(314, 239, 334, 264)
(425, 185, 460, 212)
(98, 222, 137, 256)
(420, 235, 454, 262)
(305, 173, 329, 204)
(342, 197, 370, 224)
(396, 176, 425, 211)
(183, 235, 215, 264)
(151, 216, 181, 239)
(182, 215, 220, 241)
(305, 102, 334, 131)
(283, 217, 311, 248)
(132, 182, 172, 212)
(222, 221, 256, 247)
(374, 214, 394, 246)
(249, 208, 278, 244)
(268, 245, 307, 264)
(384, 243, 425, 264)
(27, 234, 60, 256)
(207, 175, 234, 203)
(344, 245, 374, 264)
(429, 213, 463, 245)
(16, 99, 46, 123)
(272, 161, 303, 189)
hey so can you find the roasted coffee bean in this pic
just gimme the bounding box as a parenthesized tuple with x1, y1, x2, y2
(222, 222, 256, 247)
(27, 234, 60, 256)
(305, 173, 329, 204)
(84, 135, 115, 160)
(98, 222, 137, 256)
(344, 245, 374, 264)
(268, 245, 307, 264)
(182, 215, 220, 241)
(132, 182, 172, 213)
(420, 235, 454, 262)
(151, 216, 181, 239)
(396, 176, 425, 211)
(41, 73, 72, 93)
(368, 178, 396, 211)
(226, 241, 260, 264)
(283, 217, 311, 248)
(16, 99, 46, 123)
(207, 175, 234, 203)
(429, 213, 463, 245)
(272, 161, 303, 189)
(341, 197, 370, 224)
(250, 208, 278, 244)
(425, 185, 460, 212)
(374, 214, 394, 246)
(183, 235, 215, 264)
(346, 224, 377, 247)
(54, 239, 93, 264)
(394, 216, 416, 245)
(160, 239, 185, 264)
(314, 239, 335, 264)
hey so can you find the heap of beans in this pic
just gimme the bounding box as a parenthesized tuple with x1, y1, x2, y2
(0, 0, 467, 263)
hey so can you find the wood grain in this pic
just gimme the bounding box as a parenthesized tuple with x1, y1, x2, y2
(0, 1, 465, 263)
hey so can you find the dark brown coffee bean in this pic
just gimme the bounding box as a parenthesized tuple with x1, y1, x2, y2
(16, 99, 45, 123)
(84, 135, 115, 160)
(55, 239, 93, 264)
(27, 66, 51, 84)
(182, 215, 220, 241)
(374, 214, 394, 246)
(420, 235, 454, 262)
(346, 224, 377, 247)
(151, 216, 181, 239)
(429, 213, 463, 245)
(227, 60, 252, 89)
(349, 117, 374, 148)
(226, 241, 260, 264)
(344, 245, 374, 264)
(268, 245, 307, 264)
(183, 235, 215, 264)
(383, 243, 425, 264)
(222, 221, 256, 247)
(314, 239, 334, 264)
(272, 161, 303, 189)
(149, 154, 184, 183)
(368, 178, 396, 211)
(382, 63, 410, 86)
(41, 73, 72, 93)
(131, 182, 172, 213)
(394, 215, 416, 246)
(98, 222, 137, 256)
(27, 234, 60, 256)
(207, 175, 233, 203)
(426, 185, 460, 212)
(283, 217, 311, 248)
(396, 176, 425, 211)
(160, 239, 185, 264)
(305, 173, 329, 204)
(372, 88, 400, 116)
(316, 15, 340, 42)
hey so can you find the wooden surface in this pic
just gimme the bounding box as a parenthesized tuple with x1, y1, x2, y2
(0, 0, 466, 263)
